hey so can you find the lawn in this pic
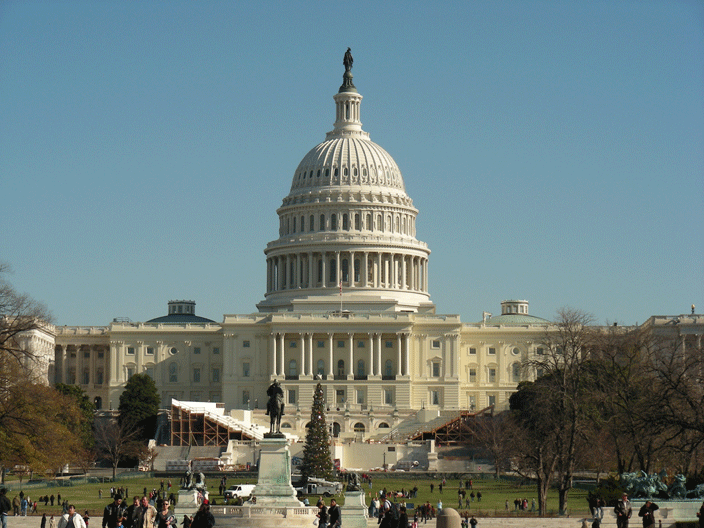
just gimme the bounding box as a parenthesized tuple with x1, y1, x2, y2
(1, 473, 590, 519)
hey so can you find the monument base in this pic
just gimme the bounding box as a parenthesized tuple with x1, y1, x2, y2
(174, 489, 208, 516)
(341, 490, 368, 528)
(252, 436, 302, 507)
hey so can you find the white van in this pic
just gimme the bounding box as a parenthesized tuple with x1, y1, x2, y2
(224, 484, 256, 500)
(295, 478, 342, 497)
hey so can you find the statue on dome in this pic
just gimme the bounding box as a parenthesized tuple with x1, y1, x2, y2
(343, 48, 353, 72)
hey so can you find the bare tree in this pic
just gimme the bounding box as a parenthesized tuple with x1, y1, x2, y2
(470, 411, 514, 479)
(95, 419, 142, 479)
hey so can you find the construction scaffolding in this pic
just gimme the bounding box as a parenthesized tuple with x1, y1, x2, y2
(170, 401, 261, 447)
(408, 406, 494, 445)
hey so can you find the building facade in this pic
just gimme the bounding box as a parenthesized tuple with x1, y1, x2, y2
(45, 56, 702, 438)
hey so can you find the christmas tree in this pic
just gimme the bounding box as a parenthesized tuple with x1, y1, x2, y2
(301, 382, 335, 481)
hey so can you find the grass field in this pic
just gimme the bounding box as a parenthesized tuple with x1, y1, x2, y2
(1, 473, 591, 519)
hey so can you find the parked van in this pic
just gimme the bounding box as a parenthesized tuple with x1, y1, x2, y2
(295, 478, 342, 497)
(224, 484, 256, 500)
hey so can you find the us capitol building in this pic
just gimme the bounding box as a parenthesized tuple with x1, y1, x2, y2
(33, 53, 701, 442)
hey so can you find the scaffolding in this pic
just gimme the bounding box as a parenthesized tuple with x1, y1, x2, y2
(170, 401, 262, 447)
(408, 407, 494, 445)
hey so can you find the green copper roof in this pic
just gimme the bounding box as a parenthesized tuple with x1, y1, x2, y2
(483, 314, 550, 326)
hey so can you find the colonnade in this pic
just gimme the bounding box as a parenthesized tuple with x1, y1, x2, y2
(266, 250, 428, 294)
(269, 331, 411, 379)
(54, 344, 108, 386)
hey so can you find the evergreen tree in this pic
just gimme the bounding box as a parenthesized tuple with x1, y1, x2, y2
(118, 373, 160, 441)
(301, 383, 334, 481)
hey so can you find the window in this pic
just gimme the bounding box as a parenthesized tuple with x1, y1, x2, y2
(337, 360, 345, 376)
(309, 215, 315, 232)
(83, 369, 90, 384)
(384, 389, 393, 405)
(127, 367, 135, 380)
(146, 347, 154, 355)
(357, 340, 365, 348)
(212, 367, 221, 383)
(290, 341, 297, 348)
(488, 347, 496, 355)
(288, 390, 296, 405)
(331, 214, 337, 230)
(512, 347, 520, 356)
(320, 214, 325, 231)
(243, 362, 250, 377)
(169, 363, 178, 383)
(96, 368, 104, 385)
(317, 359, 325, 375)
(336, 389, 345, 404)
(489, 368, 496, 383)
(469, 368, 477, 383)
(194, 347, 201, 354)
(468, 395, 476, 410)
(353, 422, 365, 433)
(432, 362, 440, 377)
(317, 340, 324, 348)
(193, 368, 201, 383)
(469, 347, 477, 355)
(431, 340, 441, 349)
(170, 347, 178, 355)
(288, 360, 298, 376)
(144, 367, 154, 379)
(243, 340, 250, 348)
(84, 351, 90, 359)
(512, 363, 521, 382)
(127, 347, 135, 355)
(431, 390, 440, 405)
(342, 214, 348, 230)
(98, 351, 104, 359)
(357, 360, 365, 377)
(385, 341, 393, 348)
(385, 359, 393, 377)
(488, 395, 496, 407)
(213, 347, 220, 354)
(337, 340, 345, 348)
(356, 390, 364, 404)
(243, 390, 250, 406)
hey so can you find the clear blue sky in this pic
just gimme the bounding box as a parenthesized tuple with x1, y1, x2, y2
(1, 1, 702, 327)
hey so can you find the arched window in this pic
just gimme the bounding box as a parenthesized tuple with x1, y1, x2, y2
(337, 360, 345, 376)
(320, 214, 325, 231)
(329, 259, 336, 283)
(357, 359, 365, 377)
(325, 168, 330, 177)
(333, 422, 341, 437)
(292, 217, 296, 233)
(310, 215, 315, 232)
(385, 359, 393, 377)
(377, 422, 390, 429)
(354, 259, 360, 282)
(355, 214, 360, 230)
(300, 216, 305, 232)
(289, 359, 298, 376)
(353, 422, 365, 433)
(512, 362, 521, 382)
(317, 359, 325, 376)
(331, 214, 337, 230)
(366, 214, 372, 231)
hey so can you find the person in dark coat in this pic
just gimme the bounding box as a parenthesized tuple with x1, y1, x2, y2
(190, 504, 214, 528)
(328, 499, 341, 528)
(638, 500, 658, 528)
(397, 506, 408, 528)
(695, 500, 704, 528)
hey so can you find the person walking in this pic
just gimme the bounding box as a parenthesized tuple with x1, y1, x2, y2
(190, 504, 214, 528)
(317, 499, 328, 528)
(469, 516, 477, 528)
(638, 500, 659, 528)
(102, 495, 125, 528)
(328, 499, 341, 528)
(58, 505, 87, 528)
(136, 498, 156, 528)
(155, 501, 175, 528)
(614, 493, 632, 528)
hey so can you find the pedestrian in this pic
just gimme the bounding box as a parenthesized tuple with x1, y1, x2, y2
(476, 491, 482, 502)
(317, 499, 328, 528)
(42, 513, 48, 528)
(469, 516, 477, 528)
(398, 506, 408, 528)
(638, 500, 659, 528)
(136, 497, 156, 528)
(614, 493, 632, 528)
(181, 516, 191, 528)
(328, 499, 341, 528)
(84, 512, 90, 528)
(439, 483, 443, 494)
(50, 517, 55, 528)
(190, 504, 214, 528)
(0, 489, 10, 528)
(102, 495, 126, 528)
(155, 501, 174, 528)
(430, 484, 434, 493)
(58, 506, 87, 528)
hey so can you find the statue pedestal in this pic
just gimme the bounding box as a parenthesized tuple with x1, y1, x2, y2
(341, 490, 368, 528)
(174, 489, 208, 517)
(252, 436, 301, 507)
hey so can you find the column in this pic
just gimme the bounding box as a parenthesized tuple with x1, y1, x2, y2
(375, 334, 382, 376)
(376, 253, 382, 288)
(308, 252, 314, 288)
(336, 252, 341, 288)
(401, 257, 407, 290)
(278, 334, 285, 377)
(397, 334, 402, 376)
(362, 252, 369, 288)
(296, 253, 301, 288)
(270, 333, 277, 376)
(328, 333, 334, 377)
(349, 250, 355, 288)
(299, 334, 306, 376)
(347, 333, 354, 377)
(321, 252, 327, 288)
(307, 333, 314, 376)
(368, 334, 375, 376)
(404, 333, 411, 376)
